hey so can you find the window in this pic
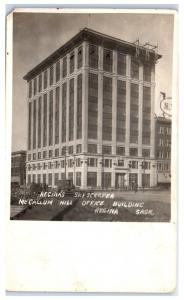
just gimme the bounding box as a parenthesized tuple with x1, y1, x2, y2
(143, 64, 151, 82)
(142, 161, 150, 170)
(88, 144, 97, 154)
(44, 70, 48, 89)
(103, 49, 113, 72)
(77, 46, 83, 69)
(55, 148, 59, 157)
(103, 173, 111, 188)
(102, 145, 111, 155)
(54, 173, 59, 186)
(43, 151, 47, 159)
(49, 90, 53, 146)
(56, 61, 60, 82)
(89, 44, 98, 69)
(29, 81, 32, 98)
(68, 146, 73, 155)
(49, 150, 53, 158)
(38, 74, 42, 92)
(142, 149, 150, 158)
(76, 144, 82, 153)
(88, 73, 98, 139)
(55, 161, 59, 169)
(68, 172, 73, 182)
(116, 147, 125, 156)
(130, 148, 138, 157)
(43, 173, 46, 183)
(76, 158, 81, 167)
(50, 66, 53, 86)
(48, 162, 52, 169)
(28, 154, 31, 161)
(76, 172, 81, 186)
(103, 77, 112, 141)
(131, 59, 139, 79)
(68, 159, 74, 168)
(48, 173, 52, 186)
(77, 74, 82, 139)
(32, 174, 36, 182)
(87, 172, 97, 187)
(130, 160, 138, 169)
(55, 87, 60, 144)
(118, 159, 124, 167)
(117, 53, 126, 76)
(104, 159, 112, 168)
(69, 79, 74, 141)
(60, 160, 65, 169)
(62, 57, 67, 78)
(38, 152, 41, 159)
(88, 158, 97, 167)
(117, 80, 126, 142)
(70, 52, 75, 74)
(37, 163, 41, 170)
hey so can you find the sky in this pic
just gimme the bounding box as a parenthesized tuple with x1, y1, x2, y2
(12, 11, 174, 151)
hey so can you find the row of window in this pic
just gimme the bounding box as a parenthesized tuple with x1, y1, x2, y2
(157, 162, 170, 171)
(28, 44, 153, 98)
(158, 126, 171, 135)
(27, 171, 151, 188)
(27, 146, 150, 162)
(27, 157, 153, 172)
(27, 172, 82, 187)
(157, 150, 171, 159)
(158, 138, 171, 147)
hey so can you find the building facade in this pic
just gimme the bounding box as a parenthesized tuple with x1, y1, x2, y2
(24, 28, 161, 189)
(11, 150, 26, 186)
(155, 116, 171, 186)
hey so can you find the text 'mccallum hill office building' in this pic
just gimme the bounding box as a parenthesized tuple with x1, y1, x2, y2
(23, 28, 161, 190)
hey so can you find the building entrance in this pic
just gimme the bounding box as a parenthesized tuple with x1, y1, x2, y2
(115, 173, 126, 189)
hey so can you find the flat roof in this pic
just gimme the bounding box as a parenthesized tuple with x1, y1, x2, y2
(23, 27, 161, 81)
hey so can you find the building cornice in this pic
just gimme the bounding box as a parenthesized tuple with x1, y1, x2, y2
(23, 27, 162, 82)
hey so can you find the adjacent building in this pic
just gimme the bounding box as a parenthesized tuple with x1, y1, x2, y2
(23, 28, 161, 189)
(155, 116, 171, 187)
(11, 150, 26, 186)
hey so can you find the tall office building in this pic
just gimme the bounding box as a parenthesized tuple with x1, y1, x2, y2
(24, 28, 161, 189)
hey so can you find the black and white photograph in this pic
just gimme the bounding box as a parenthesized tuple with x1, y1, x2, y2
(10, 10, 174, 222)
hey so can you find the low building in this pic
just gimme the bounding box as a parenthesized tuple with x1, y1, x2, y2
(11, 151, 27, 186)
(155, 116, 171, 187)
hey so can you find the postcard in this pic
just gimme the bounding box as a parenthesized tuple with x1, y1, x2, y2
(6, 8, 177, 292)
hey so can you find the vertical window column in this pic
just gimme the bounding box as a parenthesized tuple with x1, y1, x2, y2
(33, 99, 36, 150)
(49, 90, 53, 146)
(62, 83, 67, 143)
(43, 94, 47, 147)
(125, 55, 131, 156)
(112, 50, 117, 155)
(82, 41, 89, 153)
(28, 101, 32, 150)
(138, 64, 143, 157)
(38, 97, 42, 149)
(77, 74, 82, 140)
(69, 78, 74, 141)
(102, 76, 112, 141)
(88, 73, 98, 139)
(97, 46, 103, 156)
(55, 87, 60, 145)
